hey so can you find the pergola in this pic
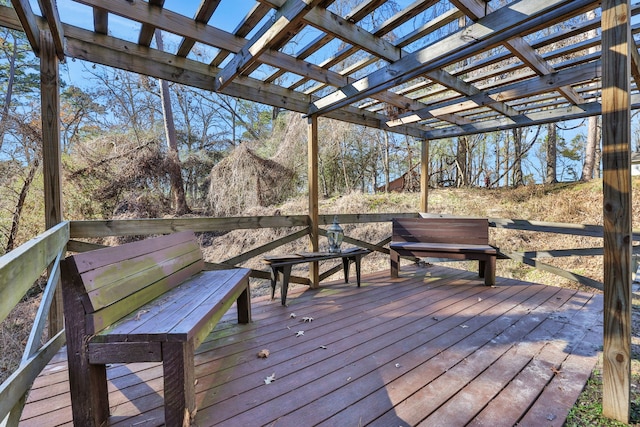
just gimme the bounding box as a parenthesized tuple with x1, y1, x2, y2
(0, 0, 635, 422)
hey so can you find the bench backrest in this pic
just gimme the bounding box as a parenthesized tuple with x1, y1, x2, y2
(392, 218, 489, 245)
(61, 231, 204, 334)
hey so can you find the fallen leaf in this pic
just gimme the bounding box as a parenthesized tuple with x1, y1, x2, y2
(346, 377, 351, 382)
(432, 317, 439, 321)
(302, 317, 314, 322)
(290, 313, 296, 318)
(395, 363, 401, 368)
(477, 297, 482, 302)
(460, 324, 469, 328)
(319, 345, 327, 349)
(134, 310, 149, 321)
(296, 330, 305, 337)
(257, 349, 270, 358)
(264, 373, 276, 385)
(551, 366, 561, 375)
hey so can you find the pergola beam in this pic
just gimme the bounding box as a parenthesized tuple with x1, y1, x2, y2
(309, 0, 594, 116)
(10, 0, 40, 55)
(216, 0, 324, 91)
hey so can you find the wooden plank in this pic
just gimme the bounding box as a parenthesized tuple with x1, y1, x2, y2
(0, 221, 68, 324)
(0, 330, 65, 423)
(223, 227, 310, 265)
(82, 245, 202, 307)
(71, 231, 196, 272)
(601, 0, 633, 421)
(37, 0, 65, 60)
(176, 0, 222, 57)
(9, 0, 40, 54)
(69, 215, 309, 237)
(216, 0, 324, 90)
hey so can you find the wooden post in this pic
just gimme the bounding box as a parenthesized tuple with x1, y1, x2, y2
(420, 139, 429, 213)
(308, 115, 319, 288)
(601, 0, 632, 422)
(40, 30, 64, 337)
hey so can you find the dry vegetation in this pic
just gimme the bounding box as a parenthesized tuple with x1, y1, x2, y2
(5, 179, 640, 424)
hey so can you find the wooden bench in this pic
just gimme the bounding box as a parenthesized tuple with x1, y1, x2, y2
(390, 217, 498, 285)
(60, 231, 251, 427)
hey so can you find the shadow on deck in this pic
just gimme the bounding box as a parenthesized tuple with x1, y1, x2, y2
(20, 265, 603, 426)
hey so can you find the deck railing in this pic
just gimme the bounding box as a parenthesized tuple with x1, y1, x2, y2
(0, 213, 630, 425)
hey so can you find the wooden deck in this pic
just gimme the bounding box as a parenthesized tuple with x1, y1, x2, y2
(20, 265, 603, 426)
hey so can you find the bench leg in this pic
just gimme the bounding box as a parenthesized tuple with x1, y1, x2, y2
(390, 250, 400, 277)
(479, 260, 486, 278)
(484, 256, 496, 286)
(237, 278, 252, 324)
(66, 353, 109, 426)
(163, 341, 195, 427)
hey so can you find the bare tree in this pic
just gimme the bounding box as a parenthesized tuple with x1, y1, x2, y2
(155, 29, 190, 215)
(545, 123, 558, 184)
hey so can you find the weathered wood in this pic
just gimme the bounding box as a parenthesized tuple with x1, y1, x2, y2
(601, 0, 632, 421)
(61, 231, 252, 426)
(505, 250, 603, 291)
(9, 0, 40, 54)
(222, 227, 310, 266)
(0, 329, 65, 424)
(0, 221, 68, 325)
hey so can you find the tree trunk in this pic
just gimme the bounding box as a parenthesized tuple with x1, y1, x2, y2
(0, 33, 19, 151)
(546, 123, 558, 184)
(512, 128, 524, 187)
(582, 116, 600, 181)
(6, 157, 39, 252)
(384, 131, 390, 192)
(155, 29, 190, 215)
(456, 136, 468, 187)
(581, 10, 600, 182)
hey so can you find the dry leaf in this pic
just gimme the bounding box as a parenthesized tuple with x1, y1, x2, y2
(296, 330, 305, 337)
(290, 313, 296, 318)
(257, 349, 270, 358)
(134, 310, 149, 321)
(319, 345, 327, 349)
(302, 317, 314, 322)
(460, 324, 469, 328)
(395, 363, 401, 368)
(264, 373, 276, 384)
(551, 366, 561, 375)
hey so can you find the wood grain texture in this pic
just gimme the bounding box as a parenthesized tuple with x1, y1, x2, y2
(601, 0, 633, 421)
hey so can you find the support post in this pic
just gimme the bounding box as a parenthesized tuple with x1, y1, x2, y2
(601, 0, 632, 422)
(420, 139, 429, 213)
(40, 30, 64, 337)
(308, 115, 319, 288)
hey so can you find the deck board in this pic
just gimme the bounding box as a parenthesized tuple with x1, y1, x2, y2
(20, 265, 603, 426)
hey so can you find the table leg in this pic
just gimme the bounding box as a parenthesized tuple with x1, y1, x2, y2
(269, 267, 278, 300)
(342, 257, 350, 283)
(280, 265, 292, 306)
